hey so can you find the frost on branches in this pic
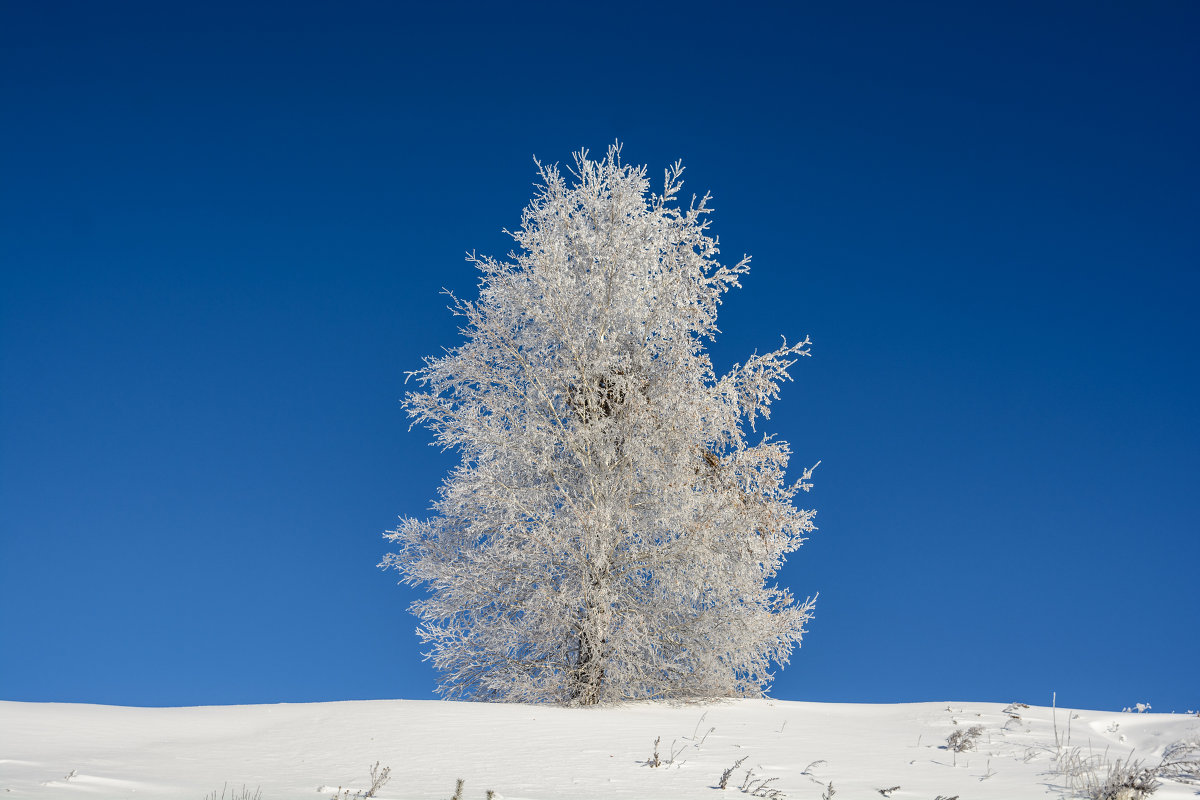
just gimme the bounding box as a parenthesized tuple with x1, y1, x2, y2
(382, 144, 818, 705)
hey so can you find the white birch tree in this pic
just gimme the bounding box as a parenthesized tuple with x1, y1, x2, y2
(382, 144, 818, 704)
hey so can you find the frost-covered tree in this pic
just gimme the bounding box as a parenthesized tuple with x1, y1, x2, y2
(382, 144, 818, 705)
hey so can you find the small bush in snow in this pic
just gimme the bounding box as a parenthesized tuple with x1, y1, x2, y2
(1060, 738, 1200, 800)
(326, 763, 391, 800)
(365, 763, 390, 798)
(946, 725, 984, 753)
(204, 785, 262, 800)
(646, 735, 686, 768)
(718, 756, 748, 789)
(1076, 755, 1160, 800)
(739, 767, 786, 798)
(1157, 737, 1200, 784)
(646, 736, 661, 767)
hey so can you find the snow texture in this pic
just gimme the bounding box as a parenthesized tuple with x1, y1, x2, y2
(2, 698, 1198, 799)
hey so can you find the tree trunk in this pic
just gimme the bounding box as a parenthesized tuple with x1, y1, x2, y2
(572, 567, 610, 705)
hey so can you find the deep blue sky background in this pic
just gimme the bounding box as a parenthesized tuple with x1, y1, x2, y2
(2, 1, 1197, 712)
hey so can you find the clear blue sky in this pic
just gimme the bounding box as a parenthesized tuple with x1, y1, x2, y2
(2, 1, 1196, 712)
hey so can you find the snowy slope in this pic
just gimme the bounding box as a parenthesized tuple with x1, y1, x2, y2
(1, 698, 1197, 799)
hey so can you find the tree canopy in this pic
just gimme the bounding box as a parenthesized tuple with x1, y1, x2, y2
(382, 144, 818, 704)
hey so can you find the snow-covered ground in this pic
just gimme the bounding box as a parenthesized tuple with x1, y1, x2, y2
(2, 697, 1197, 799)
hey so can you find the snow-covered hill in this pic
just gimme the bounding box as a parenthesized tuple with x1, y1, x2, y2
(2, 698, 1197, 799)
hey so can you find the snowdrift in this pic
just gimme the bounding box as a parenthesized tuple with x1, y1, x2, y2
(2, 697, 1197, 798)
